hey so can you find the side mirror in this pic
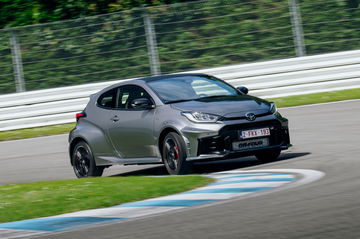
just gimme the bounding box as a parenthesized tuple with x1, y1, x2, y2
(130, 98, 155, 109)
(237, 86, 249, 95)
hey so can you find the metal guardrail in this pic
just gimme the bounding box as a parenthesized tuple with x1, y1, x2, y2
(1, 50, 359, 131)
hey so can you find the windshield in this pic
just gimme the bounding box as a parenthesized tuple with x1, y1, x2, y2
(147, 75, 239, 103)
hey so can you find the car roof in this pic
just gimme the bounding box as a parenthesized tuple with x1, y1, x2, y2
(95, 73, 211, 97)
(138, 73, 210, 82)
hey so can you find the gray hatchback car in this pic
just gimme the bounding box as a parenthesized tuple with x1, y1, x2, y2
(69, 73, 290, 177)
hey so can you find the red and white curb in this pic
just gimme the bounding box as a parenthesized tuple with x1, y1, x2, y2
(0, 169, 324, 238)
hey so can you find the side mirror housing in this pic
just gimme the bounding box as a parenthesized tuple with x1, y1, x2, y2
(237, 86, 249, 95)
(130, 98, 155, 109)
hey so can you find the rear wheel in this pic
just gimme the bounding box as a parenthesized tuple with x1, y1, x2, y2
(72, 141, 104, 178)
(162, 132, 191, 175)
(255, 148, 281, 162)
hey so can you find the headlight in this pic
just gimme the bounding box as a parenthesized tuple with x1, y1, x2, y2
(182, 112, 220, 123)
(270, 102, 278, 114)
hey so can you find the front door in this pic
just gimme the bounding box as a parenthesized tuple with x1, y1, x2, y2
(107, 85, 157, 159)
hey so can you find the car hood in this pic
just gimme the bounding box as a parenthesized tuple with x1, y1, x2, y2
(170, 95, 271, 118)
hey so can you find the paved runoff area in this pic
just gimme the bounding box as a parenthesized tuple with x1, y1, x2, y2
(0, 169, 323, 239)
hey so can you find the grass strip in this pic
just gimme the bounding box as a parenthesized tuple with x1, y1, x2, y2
(0, 123, 75, 142)
(269, 88, 360, 108)
(0, 88, 360, 142)
(0, 176, 212, 223)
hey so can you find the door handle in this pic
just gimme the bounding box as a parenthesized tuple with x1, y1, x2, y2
(111, 116, 119, 122)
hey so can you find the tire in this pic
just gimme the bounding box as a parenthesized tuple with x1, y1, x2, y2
(162, 132, 191, 175)
(255, 147, 281, 162)
(71, 141, 104, 178)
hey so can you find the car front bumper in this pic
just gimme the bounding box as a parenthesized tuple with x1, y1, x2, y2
(181, 116, 290, 162)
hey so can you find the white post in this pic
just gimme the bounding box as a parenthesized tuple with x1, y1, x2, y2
(144, 12, 161, 76)
(288, 0, 306, 56)
(9, 30, 26, 92)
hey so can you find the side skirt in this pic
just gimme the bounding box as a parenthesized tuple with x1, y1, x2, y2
(97, 156, 162, 166)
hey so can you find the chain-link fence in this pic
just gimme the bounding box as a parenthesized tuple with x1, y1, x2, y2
(0, 0, 359, 95)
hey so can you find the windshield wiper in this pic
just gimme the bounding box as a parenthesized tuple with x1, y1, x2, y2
(198, 95, 232, 99)
(165, 95, 232, 104)
(165, 98, 198, 104)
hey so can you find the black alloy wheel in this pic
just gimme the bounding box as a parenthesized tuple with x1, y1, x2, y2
(72, 141, 104, 178)
(162, 132, 191, 175)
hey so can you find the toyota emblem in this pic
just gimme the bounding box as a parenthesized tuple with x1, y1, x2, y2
(245, 112, 256, 121)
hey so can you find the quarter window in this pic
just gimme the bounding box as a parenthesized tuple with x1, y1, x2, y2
(97, 88, 118, 108)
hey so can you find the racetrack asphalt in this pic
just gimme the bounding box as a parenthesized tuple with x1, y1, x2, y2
(1, 100, 360, 239)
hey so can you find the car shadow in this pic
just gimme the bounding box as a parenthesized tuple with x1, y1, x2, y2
(191, 152, 310, 174)
(110, 152, 311, 177)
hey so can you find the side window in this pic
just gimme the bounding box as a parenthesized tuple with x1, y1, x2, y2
(117, 85, 152, 110)
(97, 88, 118, 108)
(120, 92, 129, 105)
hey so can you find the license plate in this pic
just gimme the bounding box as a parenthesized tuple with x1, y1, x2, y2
(240, 128, 270, 139)
(232, 138, 269, 151)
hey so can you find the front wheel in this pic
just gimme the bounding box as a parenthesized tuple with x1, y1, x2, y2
(255, 148, 281, 162)
(162, 132, 191, 175)
(72, 141, 104, 178)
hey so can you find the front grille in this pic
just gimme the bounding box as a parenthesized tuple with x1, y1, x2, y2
(220, 112, 272, 121)
(198, 120, 285, 155)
